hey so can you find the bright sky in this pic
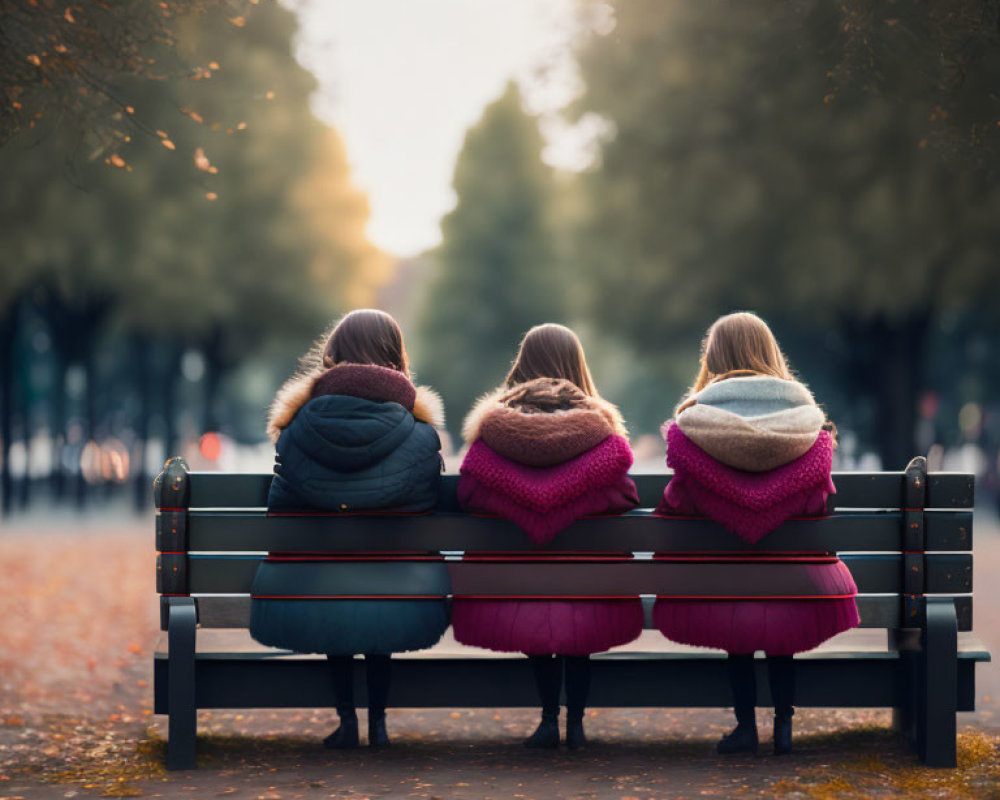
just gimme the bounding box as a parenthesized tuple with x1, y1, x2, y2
(286, 0, 607, 257)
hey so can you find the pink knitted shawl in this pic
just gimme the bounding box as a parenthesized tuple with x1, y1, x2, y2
(657, 423, 835, 543)
(459, 435, 637, 544)
(461, 435, 633, 513)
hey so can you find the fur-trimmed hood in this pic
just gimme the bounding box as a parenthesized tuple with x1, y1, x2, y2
(267, 363, 445, 443)
(462, 378, 629, 468)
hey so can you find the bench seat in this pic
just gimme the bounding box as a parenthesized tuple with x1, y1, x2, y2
(154, 628, 989, 711)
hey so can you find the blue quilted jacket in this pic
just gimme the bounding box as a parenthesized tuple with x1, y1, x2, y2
(250, 369, 449, 656)
(267, 394, 442, 512)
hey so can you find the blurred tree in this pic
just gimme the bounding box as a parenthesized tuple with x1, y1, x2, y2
(572, 0, 1000, 467)
(109, 2, 387, 436)
(0, 260, 31, 515)
(832, 1, 1000, 172)
(0, 0, 225, 150)
(0, 0, 385, 509)
(416, 82, 564, 438)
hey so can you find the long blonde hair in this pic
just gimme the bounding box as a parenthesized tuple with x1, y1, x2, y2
(682, 312, 793, 407)
(505, 323, 598, 397)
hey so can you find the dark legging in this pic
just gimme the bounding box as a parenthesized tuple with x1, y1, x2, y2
(327, 654, 392, 718)
(528, 654, 591, 720)
(727, 653, 795, 723)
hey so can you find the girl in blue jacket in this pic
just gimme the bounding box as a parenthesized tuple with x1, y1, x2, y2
(250, 309, 448, 748)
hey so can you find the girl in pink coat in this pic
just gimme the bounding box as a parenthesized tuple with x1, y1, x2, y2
(654, 312, 859, 756)
(453, 324, 642, 749)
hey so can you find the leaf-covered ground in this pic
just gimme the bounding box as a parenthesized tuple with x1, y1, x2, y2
(1, 514, 998, 799)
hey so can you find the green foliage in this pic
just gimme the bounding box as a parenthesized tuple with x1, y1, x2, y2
(0, 0, 384, 359)
(0, 0, 223, 150)
(570, 0, 1000, 463)
(832, 0, 1000, 171)
(575, 0, 998, 331)
(416, 82, 565, 436)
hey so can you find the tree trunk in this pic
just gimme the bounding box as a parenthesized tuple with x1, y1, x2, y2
(133, 334, 152, 512)
(842, 311, 931, 470)
(162, 342, 184, 462)
(0, 306, 16, 517)
(202, 326, 228, 434)
(35, 288, 113, 511)
(50, 352, 68, 503)
(17, 342, 31, 511)
(74, 343, 98, 511)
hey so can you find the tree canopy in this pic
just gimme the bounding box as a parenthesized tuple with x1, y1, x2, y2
(570, 0, 1000, 466)
(416, 82, 565, 438)
(1, 0, 228, 150)
(1, 0, 384, 345)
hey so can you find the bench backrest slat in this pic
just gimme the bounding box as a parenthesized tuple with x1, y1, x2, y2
(178, 509, 973, 553)
(178, 472, 975, 511)
(177, 552, 972, 596)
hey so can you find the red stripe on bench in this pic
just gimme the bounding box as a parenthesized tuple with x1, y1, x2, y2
(265, 554, 444, 562)
(653, 594, 858, 601)
(452, 556, 639, 563)
(653, 555, 838, 564)
(266, 510, 434, 517)
(251, 594, 445, 600)
(649, 513, 832, 521)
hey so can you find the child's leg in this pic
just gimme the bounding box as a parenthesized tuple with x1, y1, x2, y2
(766, 655, 795, 719)
(525, 654, 561, 748)
(717, 653, 759, 754)
(365, 654, 392, 746)
(767, 655, 795, 755)
(727, 653, 757, 725)
(324, 654, 360, 749)
(564, 655, 591, 749)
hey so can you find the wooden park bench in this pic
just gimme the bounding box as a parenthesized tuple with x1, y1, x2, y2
(153, 456, 989, 769)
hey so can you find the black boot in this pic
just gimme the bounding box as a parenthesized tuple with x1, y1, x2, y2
(365, 655, 392, 747)
(525, 656, 561, 748)
(773, 714, 793, 755)
(565, 713, 586, 750)
(323, 712, 360, 749)
(718, 654, 758, 755)
(325, 655, 360, 749)
(564, 656, 591, 750)
(368, 710, 390, 747)
(524, 711, 560, 748)
(768, 656, 795, 755)
(717, 720, 758, 755)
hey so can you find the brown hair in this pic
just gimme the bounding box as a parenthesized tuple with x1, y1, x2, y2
(320, 309, 410, 375)
(683, 312, 793, 405)
(505, 323, 598, 397)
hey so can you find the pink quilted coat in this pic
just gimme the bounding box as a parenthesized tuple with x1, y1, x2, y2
(653, 374, 860, 656)
(452, 378, 644, 656)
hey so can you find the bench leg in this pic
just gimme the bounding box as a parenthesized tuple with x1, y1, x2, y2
(166, 598, 197, 770)
(919, 598, 957, 767)
(891, 650, 918, 748)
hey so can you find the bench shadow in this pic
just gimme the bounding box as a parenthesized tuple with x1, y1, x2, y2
(175, 725, 909, 770)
